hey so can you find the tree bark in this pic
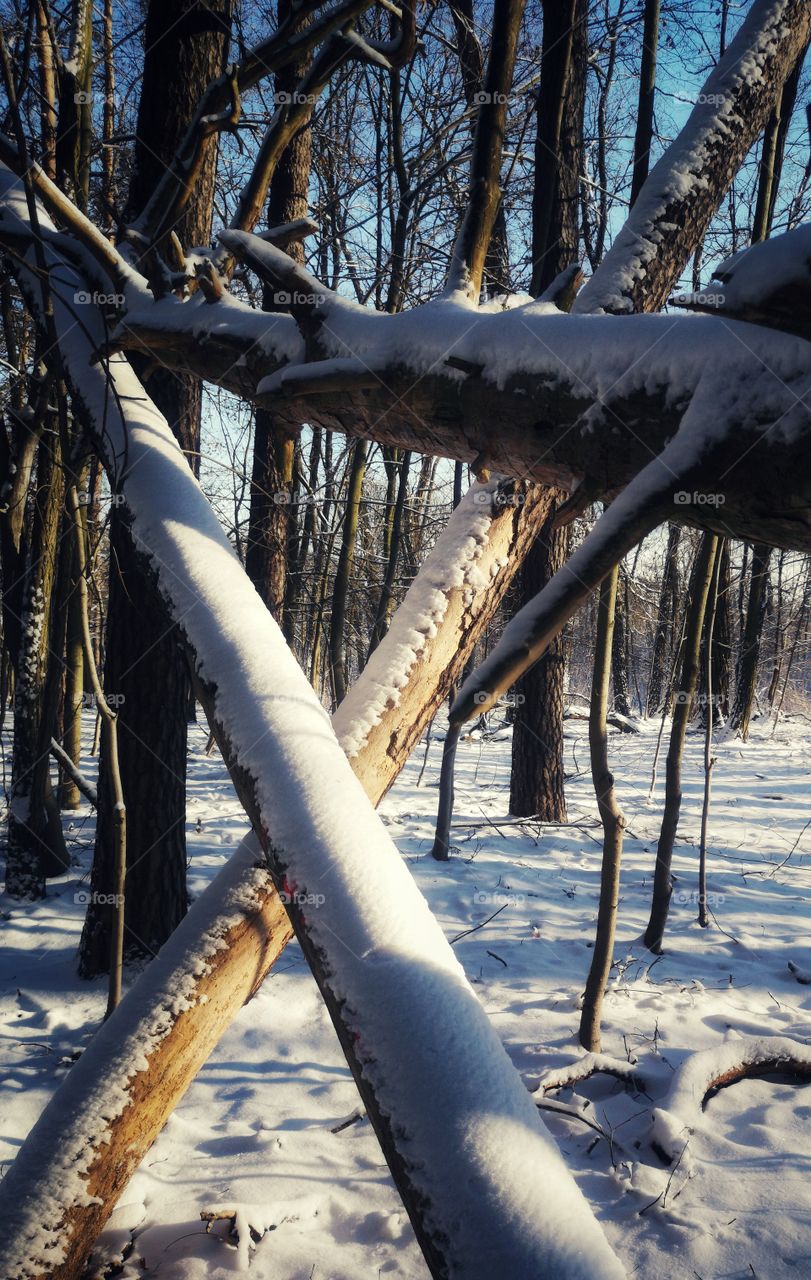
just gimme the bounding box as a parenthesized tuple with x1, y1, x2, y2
(629, 0, 661, 205)
(579, 567, 625, 1051)
(82, 0, 232, 971)
(509, 499, 568, 821)
(611, 566, 632, 715)
(329, 439, 367, 705)
(508, 0, 586, 819)
(647, 524, 680, 715)
(246, 0, 312, 635)
(5, 427, 69, 897)
(731, 543, 772, 739)
(644, 534, 719, 952)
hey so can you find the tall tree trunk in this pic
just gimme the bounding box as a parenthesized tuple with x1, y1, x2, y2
(647, 523, 680, 715)
(644, 534, 719, 953)
(731, 543, 772, 740)
(368, 448, 411, 655)
(712, 538, 732, 720)
(246, 0, 312, 635)
(6, 427, 69, 896)
(81, 0, 231, 972)
(509, 501, 568, 821)
(629, 0, 660, 205)
(447, 0, 511, 294)
(530, 0, 586, 297)
(579, 567, 625, 1050)
(59, 466, 89, 810)
(330, 440, 367, 705)
(611, 565, 631, 715)
(509, 0, 586, 819)
(726, 57, 802, 740)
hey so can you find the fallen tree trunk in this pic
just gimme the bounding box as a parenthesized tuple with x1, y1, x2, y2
(100, 0, 811, 554)
(10, 479, 554, 1276)
(0, 175, 624, 1280)
(111, 272, 811, 553)
(334, 476, 557, 797)
(651, 1035, 811, 1165)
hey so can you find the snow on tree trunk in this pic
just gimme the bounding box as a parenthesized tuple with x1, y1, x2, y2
(573, 0, 811, 316)
(334, 476, 557, 798)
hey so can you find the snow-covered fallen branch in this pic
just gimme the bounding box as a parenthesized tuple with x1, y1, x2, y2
(651, 1035, 811, 1164)
(0, 167, 625, 1280)
(537, 1052, 645, 1095)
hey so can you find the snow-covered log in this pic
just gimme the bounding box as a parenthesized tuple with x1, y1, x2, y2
(100, 0, 811, 554)
(0, 476, 556, 1280)
(0, 169, 625, 1280)
(671, 224, 811, 339)
(538, 1053, 645, 1095)
(333, 476, 557, 793)
(651, 1035, 811, 1165)
(109, 245, 811, 552)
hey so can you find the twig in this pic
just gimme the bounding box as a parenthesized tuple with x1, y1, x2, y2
(450, 904, 508, 944)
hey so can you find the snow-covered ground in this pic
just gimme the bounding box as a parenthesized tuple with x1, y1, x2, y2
(2, 710, 811, 1279)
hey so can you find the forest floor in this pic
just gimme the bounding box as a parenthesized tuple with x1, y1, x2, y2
(2, 709, 811, 1279)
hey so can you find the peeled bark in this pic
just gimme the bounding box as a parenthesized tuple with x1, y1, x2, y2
(0, 432, 563, 1278)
